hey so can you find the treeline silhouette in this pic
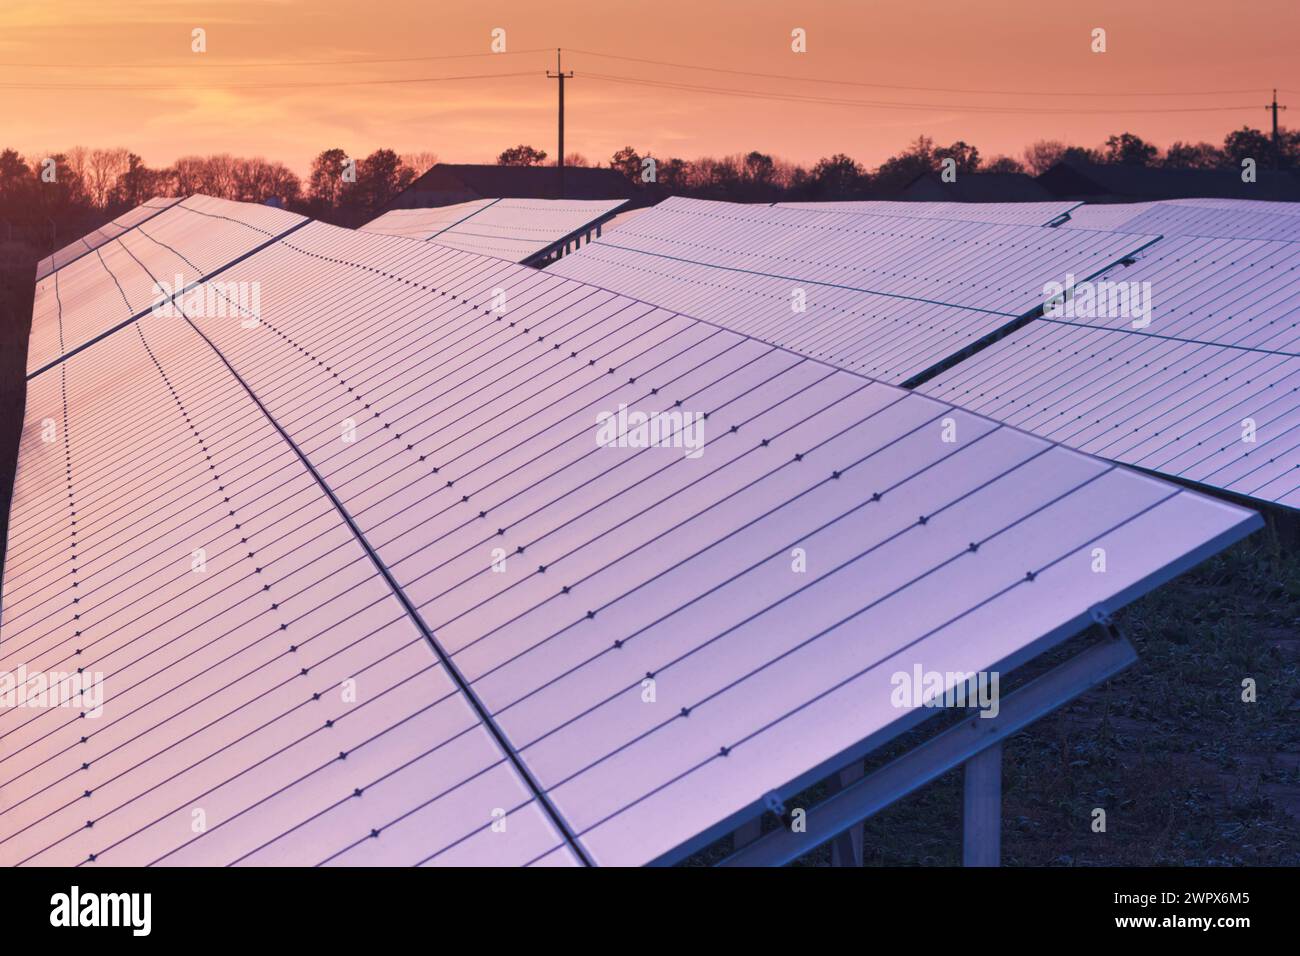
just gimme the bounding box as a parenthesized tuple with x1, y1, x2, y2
(2, 125, 1295, 240)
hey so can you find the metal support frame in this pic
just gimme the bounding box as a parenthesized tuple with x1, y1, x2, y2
(829, 763, 865, 866)
(962, 741, 1001, 866)
(718, 634, 1137, 867)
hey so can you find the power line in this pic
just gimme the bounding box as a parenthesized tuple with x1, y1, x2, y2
(581, 72, 1262, 116)
(567, 47, 1274, 98)
(0, 71, 540, 91)
(0, 48, 553, 69)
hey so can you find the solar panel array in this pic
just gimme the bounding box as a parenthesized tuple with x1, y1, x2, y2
(547, 196, 1157, 384)
(26, 196, 307, 377)
(920, 233, 1300, 509)
(1063, 199, 1300, 241)
(34, 197, 182, 282)
(361, 199, 628, 264)
(359, 200, 496, 240)
(1, 198, 1262, 867)
(777, 200, 1080, 227)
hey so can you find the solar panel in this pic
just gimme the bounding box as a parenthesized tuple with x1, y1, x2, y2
(1164, 198, 1300, 216)
(1062, 200, 1300, 241)
(776, 200, 1080, 227)
(919, 233, 1300, 509)
(34, 197, 182, 282)
(362, 198, 628, 264)
(25, 196, 308, 378)
(1059, 203, 1158, 231)
(547, 196, 1156, 384)
(0, 316, 577, 867)
(360, 200, 497, 240)
(1, 203, 1261, 867)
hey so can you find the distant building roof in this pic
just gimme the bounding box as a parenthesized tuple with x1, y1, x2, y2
(382, 163, 641, 211)
(1037, 160, 1300, 202)
(901, 171, 1054, 202)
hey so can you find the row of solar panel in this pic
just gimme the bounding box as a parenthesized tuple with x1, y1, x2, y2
(360, 198, 628, 264)
(2, 195, 1259, 866)
(549, 195, 1300, 510)
(34, 197, 183, 282)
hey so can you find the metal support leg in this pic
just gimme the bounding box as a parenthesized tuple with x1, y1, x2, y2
(829, 764, 865, 866)
(962, 742, 1001, 867)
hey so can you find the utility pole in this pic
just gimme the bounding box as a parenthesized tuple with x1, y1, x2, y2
(547, 49, 573, 198)
(1266, 89, 1287, 169)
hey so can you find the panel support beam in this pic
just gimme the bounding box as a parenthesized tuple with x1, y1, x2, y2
(829, 763, 865, 866)
(962, 741, 1001, 866)
(717, 635, 1136, 867)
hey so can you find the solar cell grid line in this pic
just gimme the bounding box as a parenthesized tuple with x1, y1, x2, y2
(464, 391, 967, 694)
(173, 311, 590, 869)
(120, 239, 590, 868)
(0, 311, 321, 592)
(365, 337, 774, 578)
(0, 565, 407, 791)
(2, 341, 293, 553)
(1165, 198, 1300, 216)
(774, 199, 1083, 227)
(281, 298, 693, 506)
(189, 255, 659, 487)
(25, 195, 311, 379)
(0, 435, 344, 674)
(34, 198, 155, 281)
(35, 196, 184, 282)
(0, 326, 363, 725)
(1061, 200, 1300, 241)
(26, 242, 157, 377)
(918, 229, 1300, 509)
(1058, 203, 1157, 231)
(361, 198, 627, 264)
(920, 323, 1300, 508)
(547, 197, 1159, 385)
(385, 354, 835, 610)
(171, 214, 1259, 865)
(18, 637, 462, 864)
(1119, 204, 1300, 242)
(360, 199, 498, 239)
(580, 196, 1153, 315)
(546, 243, 1016, 383)
(1041, 235, 1300, 352)
(0, 373, 298, 607)
(1, 311, 580, 867)
(521, 458, 1123, 779)
(575, 480, 1184, 853)
(1, 591, 415, 839)
(189, 239, 800, 574)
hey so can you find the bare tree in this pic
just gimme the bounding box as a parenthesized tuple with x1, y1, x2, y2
(1022, 140, 1069, 175)
(401, 151, 439, 177)
(88, 148, 131, 207)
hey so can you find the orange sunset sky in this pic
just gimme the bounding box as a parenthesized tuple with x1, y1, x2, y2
(1, 0, 1297, 175)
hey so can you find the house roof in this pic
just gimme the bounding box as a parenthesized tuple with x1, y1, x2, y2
(902, 171, 1054, 202)
(383, 163, 640, 211)
(1037, 160, 1300, 202)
